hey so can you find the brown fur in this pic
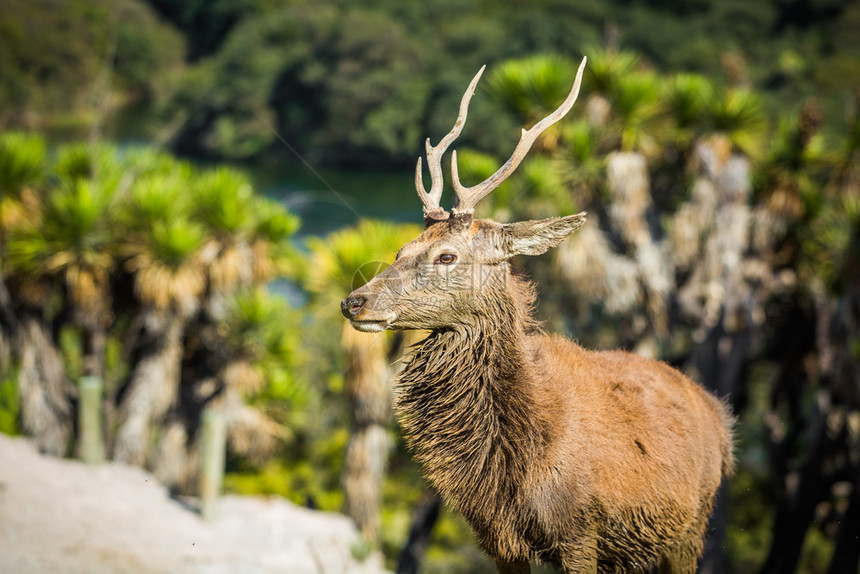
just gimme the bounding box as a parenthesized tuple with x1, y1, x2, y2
(343, 216, 735, 573)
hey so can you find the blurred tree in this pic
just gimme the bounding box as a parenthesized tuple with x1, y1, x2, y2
(304, 219, 421, 544)
(756, 95, 860, 574)
(149, 175, 301, 491)
(0, 136, 301, 487)
(0, 132, 73, 455)
(0, 0, 183, 127)
(163, 3, 432, 165)
(34, 145, 122, 380)
(142, 0, 258, 61)
(5, 0, 860, 165)
(152, 286, 303, 492)
(485, 54, 580, 152)
(0, 132, 45, 363)
(112, 172, 207, 466)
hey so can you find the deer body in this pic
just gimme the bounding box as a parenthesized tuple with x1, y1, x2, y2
(395, 271, 732, 572)
(342, 58, 734, 573)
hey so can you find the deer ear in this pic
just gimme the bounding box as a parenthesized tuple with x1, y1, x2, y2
(502, 212, 586, 258)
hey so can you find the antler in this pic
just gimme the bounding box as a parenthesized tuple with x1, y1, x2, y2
(415, 66, 485, 221)
(450, 56, 587, 215)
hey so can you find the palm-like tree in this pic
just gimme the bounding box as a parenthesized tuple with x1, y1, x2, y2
(0, 132, 46, 357)
(0, 132, 45, 363)
(758, 100, 829, 224)
(304, 218, 421, 544)
(4, 138, 126, 454)
(554, 118, 607, 212)
(0, 132, 74, 454)
(582, 47, 639, 98)
(41, 170, 119, 379)
(150, 286, 301, 493)
(113, 170, 207, 466)
(0, 132, 46, 198)
(664, 73, 714, 150)
(217, 288, 301, 464)
(192, 168, 259, 305)
(707, 87, 767, 160)
(0, 136, 303, 482)
(582, 47, 639, 129)
(608, 72, 662, 154)
(248, 196, 300, 283)
(149, 173, 300, 491)
(8, 143, 123, 393)
(757, 97, 860, 574)
(486, 53, 579, 151)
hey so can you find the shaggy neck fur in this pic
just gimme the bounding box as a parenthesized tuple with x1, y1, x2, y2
(394, 273, 551, 535)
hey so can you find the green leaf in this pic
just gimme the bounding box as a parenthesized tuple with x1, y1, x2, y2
(193, 167, 256, 235)
(252, 197, 300, 243)
(485, 53, 579, 124)
(122, 147, 195, 180)
(148, 218, 206, 269)
(53, 142, 123, 194)
(666, 73, 713, 129)
(39, 178, 116, 267)
(0, 132, 46, 199)
(582, 47, 639, 96)
(123, 172, 190, 229)
(708, 88, 766, 156)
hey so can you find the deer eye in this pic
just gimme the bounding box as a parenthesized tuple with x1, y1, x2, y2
(437, 253, 457, 265)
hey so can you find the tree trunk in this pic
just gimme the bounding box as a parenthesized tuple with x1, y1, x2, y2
(81, 324, 106, 381)
(694, 319, 749, 574)
(605, 151, 671, 342)
(824, 281, 860, 574)
(151, 417, 200, 493)
(397, 492, 442, 574)
(759, 393, 830, 574)
(16, 313, 73, 455)
(113, 311, 184, 466)
(699, 482, 730, 574)
(0, 273, 18, 372)
(826, 473, 860, 574)
(341, 322, 391, 544)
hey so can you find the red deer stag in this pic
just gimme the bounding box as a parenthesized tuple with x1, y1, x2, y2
(341, 57, 735, 574)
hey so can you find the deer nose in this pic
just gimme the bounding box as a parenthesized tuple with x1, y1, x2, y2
(341, 295, 367, 318)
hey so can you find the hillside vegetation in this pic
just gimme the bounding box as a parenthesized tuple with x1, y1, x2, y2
(2, 0, 859, 165)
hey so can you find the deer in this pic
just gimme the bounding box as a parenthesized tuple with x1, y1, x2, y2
(341, 57, 735, 574)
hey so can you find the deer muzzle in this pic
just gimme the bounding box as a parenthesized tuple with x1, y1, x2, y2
(341, 287, 397, 332)
(341, 295, 366, 317)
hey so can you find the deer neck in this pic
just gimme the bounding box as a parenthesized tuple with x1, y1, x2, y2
(394, 287, 548, 513)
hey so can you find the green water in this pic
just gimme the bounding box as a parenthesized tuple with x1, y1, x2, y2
(246, 163, 424, 238)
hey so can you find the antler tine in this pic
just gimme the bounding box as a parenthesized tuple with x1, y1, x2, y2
(451, 56, 587, 215)
(416, 65, 486, 220)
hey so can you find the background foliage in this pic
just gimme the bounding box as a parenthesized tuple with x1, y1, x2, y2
(3, 0, 860, 163)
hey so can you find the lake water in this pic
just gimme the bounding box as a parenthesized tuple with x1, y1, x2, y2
(247, 164, 425, 238)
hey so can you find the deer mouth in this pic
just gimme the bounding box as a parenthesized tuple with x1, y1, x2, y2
(349, 316, 395, 333)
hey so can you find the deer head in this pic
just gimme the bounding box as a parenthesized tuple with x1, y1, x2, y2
(342, 58, 587, 333)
